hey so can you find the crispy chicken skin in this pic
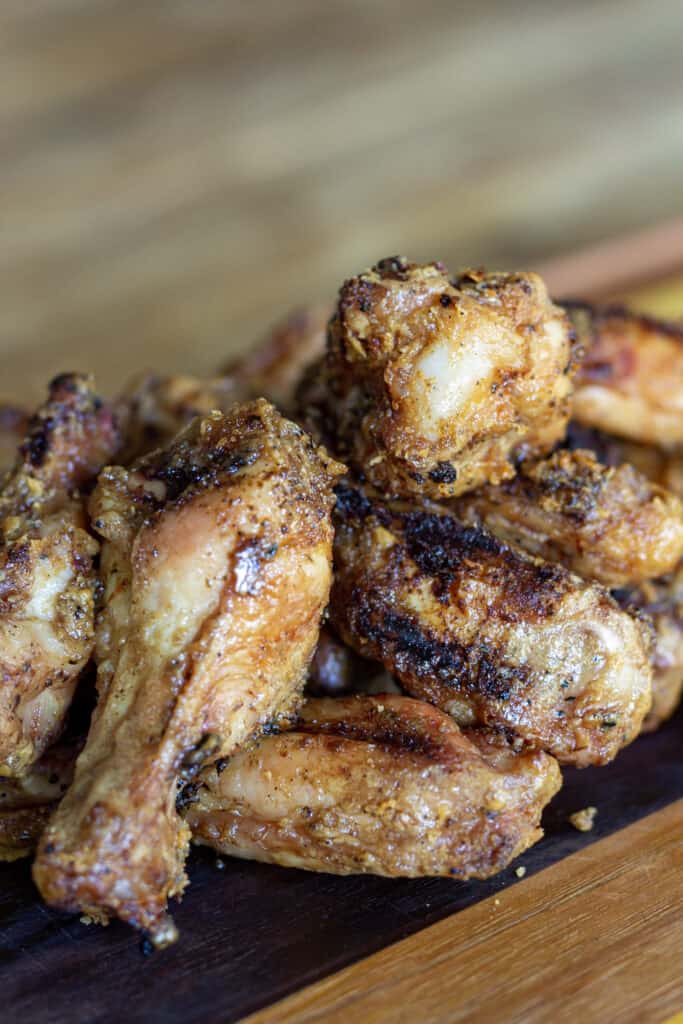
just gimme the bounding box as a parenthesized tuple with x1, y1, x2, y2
(615, 567, 683, 732)
(330, 488, 652, 766)
(34, 400, 342, 946)
(565, 423, 683, 500)
(569, 303, 683, 447)
(0, 404, 29, 475)
(300, 259, 574, 499)
(186, 695, 561, 878)
(455, 448, 683, 587)
(0, 375, 118, 777)
(115, 372, 244, 463)
(225, 306, 330, 414)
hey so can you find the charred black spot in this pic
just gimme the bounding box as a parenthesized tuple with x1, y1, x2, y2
(428, 461, 458, 485)
(334, 485, 373, 521)
(403, 512, 500, 577)
(375, 256, 410, 280)
(439, 294, 453, 308)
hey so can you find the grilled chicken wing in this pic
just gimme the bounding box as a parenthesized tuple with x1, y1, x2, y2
(34, 401, 342, 946)
(455, 448, 683, 587)
(331, 488, 652, 766)
(570, 304, 683, 447)
(300, 259, 574, 499)
(565, 423, 683, 500)
(186, 695, 561, 878)
(614, 567, 683, 732)
(0, 404, 29, 476)
(0, 375, 118, 777)
(116, 372, 244, 463)
(225, 306, 329, 414)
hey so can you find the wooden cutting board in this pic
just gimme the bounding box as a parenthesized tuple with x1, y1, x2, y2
(1, 236, 682, 1024)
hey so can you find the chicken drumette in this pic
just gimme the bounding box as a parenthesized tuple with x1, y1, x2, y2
(300, 259, 574, 499)
(34, 400, 342, 946)
(331, 488, 652, 766)
(0, 375, 118, 778)
(187, 695, 561, 878)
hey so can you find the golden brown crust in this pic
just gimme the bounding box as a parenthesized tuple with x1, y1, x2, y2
(186, 695, 561, 879)
(565, 423, 683, 500)
(0, 375, 118, 777)
(225, 306, 330, 414)
(456, 448, 683, 586)
(115, 372, 244, 463)
(34, 401, 343, 945)
(301, 259, 574, 499)
(330, 487, 652, 766)
(570, 303, 683, 447)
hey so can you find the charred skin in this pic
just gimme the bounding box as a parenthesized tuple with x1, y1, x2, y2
(300, 258, 574, 499)
(186, 695, 561, 879)
(331, 488, 652, 767)
(34, 401, 343, 946)
(569, 303, 683, 447)
(0, 374, 119, 777)
(456, 448, 683, 587)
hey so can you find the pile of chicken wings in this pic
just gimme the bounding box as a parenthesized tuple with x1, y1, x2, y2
(1, 257, 682, 948)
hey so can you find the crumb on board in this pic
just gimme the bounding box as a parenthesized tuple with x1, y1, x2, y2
(493, 898, 500, 906)
(569, 806, 598, 832)
(515, 865, 526, 878)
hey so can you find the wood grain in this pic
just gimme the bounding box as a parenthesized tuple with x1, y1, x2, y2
(2, 1, 683, 402)
(246, 801, 683, 1024)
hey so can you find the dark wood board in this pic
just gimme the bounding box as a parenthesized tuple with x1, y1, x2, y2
(1, 709, 680, 1024)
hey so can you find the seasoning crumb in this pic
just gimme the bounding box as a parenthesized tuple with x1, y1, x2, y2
(494, 898, 500, 906)
(569, 806, 597, 832)
(515, 866, 526, 879)
(79, 914, 94, 926)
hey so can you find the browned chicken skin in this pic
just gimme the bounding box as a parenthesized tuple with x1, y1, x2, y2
(187, 695, 561, 879)
(570, 304, 683, 447)
(301, 259, 574, 499)
(225, 306, 330, 414)
(614, 567, 683, 732)
(455, 448, 683, 587)
(331, 488, 652, 766)
(115, 372, 245, 464)
(34, 401, 342, 946)
(565, 423, 683, 500)
(0, 375, 118, 777)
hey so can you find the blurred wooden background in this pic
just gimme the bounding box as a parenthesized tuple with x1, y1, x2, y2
(2, 0, 683, 402)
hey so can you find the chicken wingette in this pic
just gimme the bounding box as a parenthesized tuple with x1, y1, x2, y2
(34, 401, 342, 946)
(331, 487, 652, 766)
(455, 448, 683, 587)
(186, 695, 561, 879)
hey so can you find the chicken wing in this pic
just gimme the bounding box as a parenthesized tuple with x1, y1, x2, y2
(115, 372, 244, 463)
(569, 303, 683, 447)
(34, 400, 342, 945)
(455, 448, 683, 587)
(186, 695, 561, 879)
(565, 423, 683, 500)
(300, 259, 574, 499)
(225, 306, 329, 414)
(0, 404, 29, 476)
(0, 374, 118, 777)
(614, 566, 683, 732)
(330, 488, 652, 766)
